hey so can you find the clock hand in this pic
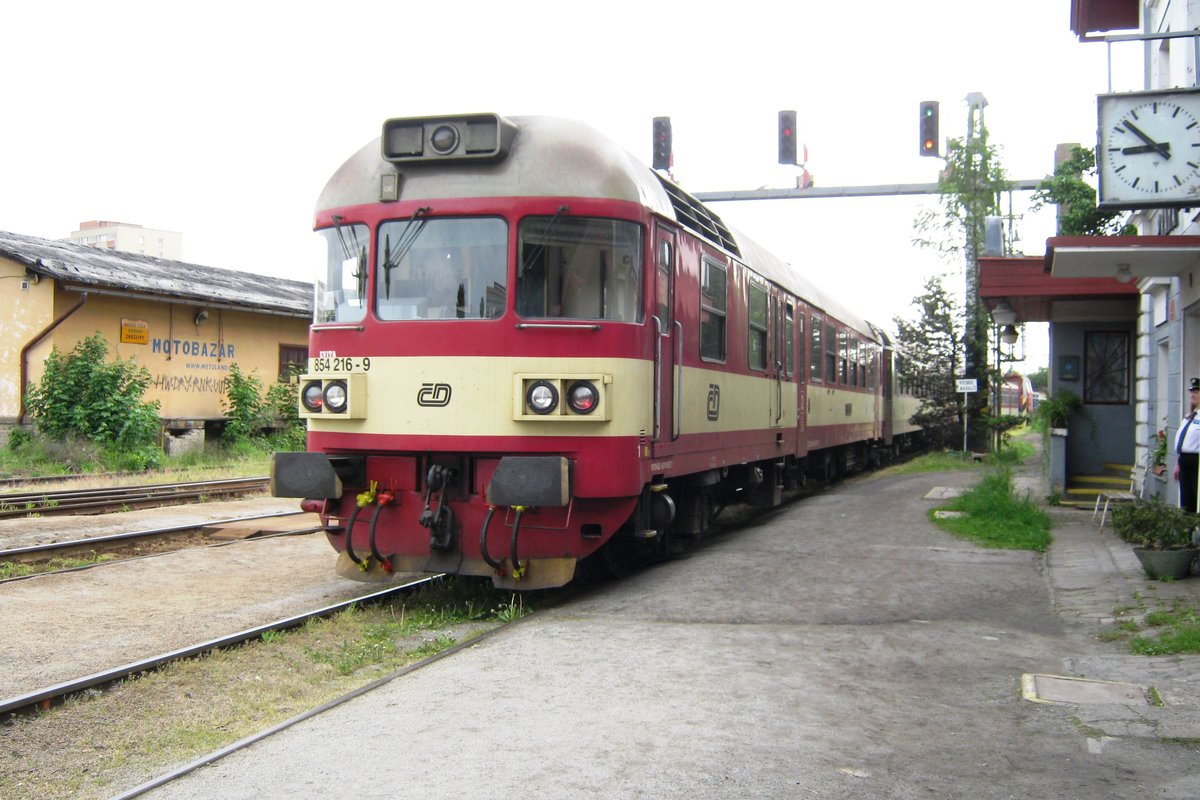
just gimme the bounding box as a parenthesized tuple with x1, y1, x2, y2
(1121, 144, 1170, 155)
(1123, 120, 1172, 159)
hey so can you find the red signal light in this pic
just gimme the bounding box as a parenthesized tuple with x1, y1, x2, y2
(778, 110, 798, 165)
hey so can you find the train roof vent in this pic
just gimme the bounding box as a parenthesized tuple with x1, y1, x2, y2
(656, 175, 741, 257)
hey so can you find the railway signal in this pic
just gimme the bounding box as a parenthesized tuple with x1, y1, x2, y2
(652, 116, 672, 170)
(919, 101, 940, 157)
(778, 110, 798, 165)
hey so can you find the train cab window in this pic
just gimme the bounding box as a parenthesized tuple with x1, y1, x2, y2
(517, 217, 643, 322)
(700, 257, 727, 361)
(315, 222, 370, 323)
(748, 282, 768, 371)
(376, 217, 508, 320)
(810, 314, 823, 383)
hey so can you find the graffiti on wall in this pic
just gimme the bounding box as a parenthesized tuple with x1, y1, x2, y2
(149, 337, 237, 395)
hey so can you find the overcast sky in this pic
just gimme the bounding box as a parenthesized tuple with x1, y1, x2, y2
(1, 2, 1146, 368)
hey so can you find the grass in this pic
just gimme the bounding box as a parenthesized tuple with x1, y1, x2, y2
(0, 435, 273, 486)
(930, 465, 1052, 551)
(0, 578, 535, 800)
(885, 450, 986, 475)
(0, 552, 114, 580)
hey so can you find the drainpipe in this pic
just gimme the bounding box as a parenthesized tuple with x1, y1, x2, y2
(18, 292, 88, 424)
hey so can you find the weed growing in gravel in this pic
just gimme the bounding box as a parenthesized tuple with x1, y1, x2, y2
(1103, 597, 1200, 655)
(930, 466, 1052, 551)
(0, 553, 113, 580)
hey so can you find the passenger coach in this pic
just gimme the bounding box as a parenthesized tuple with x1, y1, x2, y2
(272, 113, 919, 589)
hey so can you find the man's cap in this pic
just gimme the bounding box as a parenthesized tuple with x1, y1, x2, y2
(1190, 378, 1199, 392)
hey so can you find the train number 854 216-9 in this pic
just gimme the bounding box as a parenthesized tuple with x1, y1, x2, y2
(311, 356, 371, 373)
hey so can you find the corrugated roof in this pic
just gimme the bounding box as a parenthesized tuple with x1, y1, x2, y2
(0, 230, 313, 318)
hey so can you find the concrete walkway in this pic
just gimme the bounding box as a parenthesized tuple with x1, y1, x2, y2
(131, 456, 1200, 800)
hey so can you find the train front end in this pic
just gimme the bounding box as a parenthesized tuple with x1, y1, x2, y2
(272, 114, 662, 590)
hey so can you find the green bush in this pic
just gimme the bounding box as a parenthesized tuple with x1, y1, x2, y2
(222, 363, 266, 445)
(221, 364, 304, 451)
(24, 333, 162, 468)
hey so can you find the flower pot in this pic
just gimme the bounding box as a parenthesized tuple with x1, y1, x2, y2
(1133, 547, 1199, 580)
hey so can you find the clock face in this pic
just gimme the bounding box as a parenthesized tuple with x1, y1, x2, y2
(1098, 89, 1200, 209)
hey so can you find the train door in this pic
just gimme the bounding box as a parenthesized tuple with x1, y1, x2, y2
(652, 227, 679, 450)
(791, 300, 807, 452)
(772, 293, 792, 429)
(881, 346, 895, 445)
(770, 292, 785, 430)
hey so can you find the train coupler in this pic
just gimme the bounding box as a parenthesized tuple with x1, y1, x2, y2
(420, 465, 457, 551)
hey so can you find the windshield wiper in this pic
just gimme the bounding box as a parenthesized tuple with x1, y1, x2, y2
(381, 206, 431, 298)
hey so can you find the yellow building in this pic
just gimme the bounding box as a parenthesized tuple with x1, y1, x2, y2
(0, 230, 311, 448)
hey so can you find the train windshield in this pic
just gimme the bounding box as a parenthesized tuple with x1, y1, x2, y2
(375, 217, 507, 320)
(315, 223, 370, 323)
(516, 217, 643, 322)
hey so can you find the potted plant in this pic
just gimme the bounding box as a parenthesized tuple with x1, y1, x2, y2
(1034, 390, 1083, 431)
(1151, 429, 1168, 477)
(1111, 499, 1199, 579)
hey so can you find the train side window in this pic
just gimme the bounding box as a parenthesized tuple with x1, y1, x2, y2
(517, 217, 643, 322)
(810, 314, 823, 383)
(748, 282, 768, 371)
(829, 325, 841, 384)
(849, 335, 859, 387)
(700, 257, 727, 362)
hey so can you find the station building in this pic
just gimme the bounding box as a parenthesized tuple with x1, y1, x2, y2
(979, 1, 1200, 507)
(0, 230, 312, 450)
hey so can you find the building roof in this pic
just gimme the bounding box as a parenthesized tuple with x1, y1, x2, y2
(0, 229, 313, 319)
(1044, 235, 1200, 282)
(979, 254, 1138, 323)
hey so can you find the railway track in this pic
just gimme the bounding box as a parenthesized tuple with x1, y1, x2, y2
(0, 476, 270, 518)
(0, 576, 445, 717)
(0, 510, 319, 582)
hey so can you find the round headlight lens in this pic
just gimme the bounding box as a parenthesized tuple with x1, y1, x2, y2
(430, 124, 460, 154)
(301, 381, 324, 412)
(567, 381, 599, 414)
(323, 381, 349, 413)
(526, 380, 558, 415)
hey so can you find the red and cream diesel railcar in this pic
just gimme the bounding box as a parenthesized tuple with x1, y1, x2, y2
(271, 113, 921, 590)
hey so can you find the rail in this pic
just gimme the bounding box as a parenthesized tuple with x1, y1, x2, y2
(0, 476, 270, 518)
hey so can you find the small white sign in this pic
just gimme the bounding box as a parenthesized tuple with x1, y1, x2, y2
(956, 379, 978, 393)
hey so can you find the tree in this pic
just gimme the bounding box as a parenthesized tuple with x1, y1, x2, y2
(912, 108, 1010, 450)
(893, 275, 964, 447)
(1029, 146, 1136, 237)
(1026, 366, 1048, 394)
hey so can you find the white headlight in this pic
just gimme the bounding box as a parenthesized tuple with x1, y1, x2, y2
(526, 380, 558, 415)
(323, 381, 349, 413)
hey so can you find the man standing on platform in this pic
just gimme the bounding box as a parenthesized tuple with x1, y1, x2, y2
(1174, 378, 1200, 513)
